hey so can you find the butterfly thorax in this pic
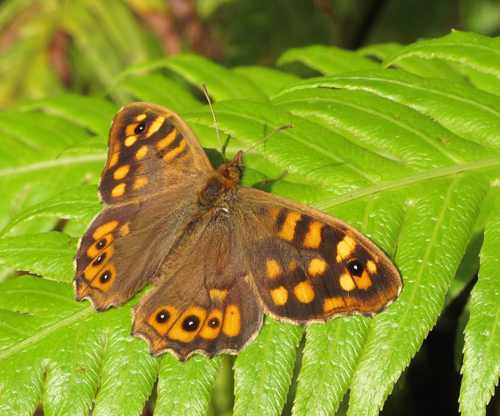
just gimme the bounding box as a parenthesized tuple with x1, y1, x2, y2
(197, 151, 244, 214)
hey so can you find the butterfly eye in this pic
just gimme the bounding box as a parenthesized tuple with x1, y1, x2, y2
(156, 310, 170, 324)
(347, 259, 364, 277)
(182, 315, 200, 332)
(134, 122, 147, 135)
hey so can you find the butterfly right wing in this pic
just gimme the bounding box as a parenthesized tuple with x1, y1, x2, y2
(237, 187, 402, 324)
(74, 103, 213, 310)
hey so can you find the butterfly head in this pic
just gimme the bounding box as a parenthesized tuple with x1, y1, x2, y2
(197, 151, 244, 208)
(220, 151, 244, 182)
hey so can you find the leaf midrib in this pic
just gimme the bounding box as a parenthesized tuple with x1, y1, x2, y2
(316, 157, 500, 210)
(0, 154, 106, 178)
(0, 307, 94, 361)
(352, 174, 461, 411)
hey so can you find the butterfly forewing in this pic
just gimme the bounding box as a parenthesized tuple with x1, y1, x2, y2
(99, 102, 212, 204)
(238, 187, 401, 324)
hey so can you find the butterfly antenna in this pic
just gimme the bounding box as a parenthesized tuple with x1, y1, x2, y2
(202, 82, 227, 161)
(243, 124, 294, 156)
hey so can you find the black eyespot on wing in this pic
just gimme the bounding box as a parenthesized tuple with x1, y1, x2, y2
(347, 259, 364, 277)
(208, 317, 220, 328)
(100, 270, 111, 284)
(135, 122, 147, 135)
(156, 310, 170, 323)
(182, 315, 200, 332)
(96, 239, 106, 250)
(93, 253, 106, 266)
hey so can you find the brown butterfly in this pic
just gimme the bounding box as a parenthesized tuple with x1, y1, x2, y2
(73, 102, 402, 361)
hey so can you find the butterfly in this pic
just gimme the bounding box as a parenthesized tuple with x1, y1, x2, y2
(73, 102, 402, 361)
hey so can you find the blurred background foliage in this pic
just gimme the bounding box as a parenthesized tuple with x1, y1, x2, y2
(0, 0, 499, 108)
(1, 1, 500, 415)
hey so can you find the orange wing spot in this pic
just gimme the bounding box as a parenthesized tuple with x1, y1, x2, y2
(92, 221, 119, 240)
(163, 138, 187, 162)
(157, 129, 177, 151)
(266, 259, 282, 278)
(198, 309, 223, 340)
(119, 222, 130, 237)
(86, 234, 113, 258)
(168, 307, 207, 343)
(135, 113, 147, 122)
(303, 221, 323, 248)
(339, 273, 356, 291)
(146, 116, 165, 137)
(222, 304, 241, 337)
(209, 289, 229, 302)
(323, 296, 346, 313)
(135, 145, 148, 160)
(270, 286, 288, 306)
(133, 177, 148, 190)
(90, 263, 116, 292)
(293, 281, 315, 304)
(336, 235, 356, 262)
(108, 151, 120, 169)
(353, 270, 373, 290)
(125, 124, 138, 137)
(278, 211, 302, 241)
(366, 260, 377, 274)
(113, 165, 130, 180)
(308, 258, 328, 277)
(124, 135, 137, 147)
(111, 183, 126, 198)
(147, 306, 180, 336)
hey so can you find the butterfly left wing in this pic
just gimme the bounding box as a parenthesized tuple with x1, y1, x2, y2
(237, 187, 402, 324)
(131, 221, 264, 360)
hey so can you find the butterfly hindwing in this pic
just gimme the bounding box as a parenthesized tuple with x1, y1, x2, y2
(131, 220, 263, 360)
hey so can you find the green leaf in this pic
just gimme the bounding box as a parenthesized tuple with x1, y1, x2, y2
(384, 30, 500, 78)
(278, 44, 380, 75)
(233, 318, 302, 416)
(460, 192, 500, 416)
(118, 54, 267, 102)
(0, 276, 158, 416)
(348, 174, 487, 416)
(0, 186, 100, 237)
(293, 317, 370, 415)
(0, 103, 106, 234)
(0, 232, 76, 281)
(114, 74, 202, 112)
(155, 355, 221, 416)
(278, 69, 500, 149)
(20, 95, 119, 134)
(232, 66, 300, 97)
